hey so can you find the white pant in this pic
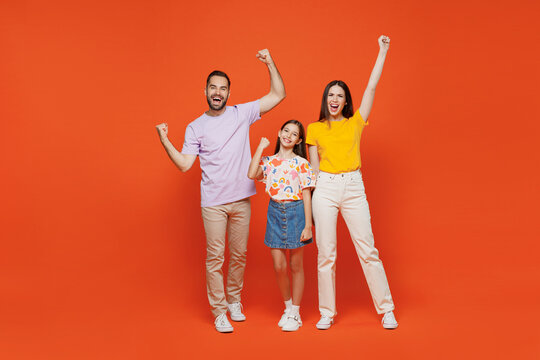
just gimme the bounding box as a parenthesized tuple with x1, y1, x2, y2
(312, 170, 395, 316)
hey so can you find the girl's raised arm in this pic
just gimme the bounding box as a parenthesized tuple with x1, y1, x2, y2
(247, 137, 270, 180)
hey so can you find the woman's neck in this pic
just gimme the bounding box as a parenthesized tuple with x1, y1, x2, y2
(328, 113, 344, 122)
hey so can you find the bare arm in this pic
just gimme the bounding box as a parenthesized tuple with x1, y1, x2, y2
(247, 137, 270, 180)
(156, 123, 197, 172)
(300, 188, 313, 242)
(256, 49, 286, 116)
(359, 35, 391, 122)
(308, 145, 320, 176)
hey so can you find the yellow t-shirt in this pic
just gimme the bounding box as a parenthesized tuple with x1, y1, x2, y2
(306, 110, 367, 174)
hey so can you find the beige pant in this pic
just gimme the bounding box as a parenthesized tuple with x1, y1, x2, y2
(312, 171, 395, 316)
(201, 198, 251, 318)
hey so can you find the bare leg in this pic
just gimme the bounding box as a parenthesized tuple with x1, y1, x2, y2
(289, 247, 305, 306)
(270, 248, 291, 301)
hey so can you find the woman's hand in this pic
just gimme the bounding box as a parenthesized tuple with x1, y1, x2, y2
(378, 35, 390, 52)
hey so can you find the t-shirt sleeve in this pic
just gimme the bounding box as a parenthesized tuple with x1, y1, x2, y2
(352, 109, 368, 126)
(181, 124, 200, 155)
(236, 100, 261, 125)
(299, 159, 316, 189)
(259, 156, 270, 183)
(305, 123, 317, 146)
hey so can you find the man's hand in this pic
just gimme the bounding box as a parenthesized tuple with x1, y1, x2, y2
(378, 35, 390, 52)
(258, 137, 270, 149)
(257, 48, 285, 115)
(156, 123, 168, 140)
(256, 49, 274, 65)
(155, 123, 197, 172)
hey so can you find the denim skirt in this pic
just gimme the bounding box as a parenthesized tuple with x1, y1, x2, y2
(264, 199, 313, 249)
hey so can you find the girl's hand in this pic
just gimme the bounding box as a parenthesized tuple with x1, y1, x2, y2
(300, 227, 312, 242)
(378, 35, 390, 51)
(259, 137, 270, 149)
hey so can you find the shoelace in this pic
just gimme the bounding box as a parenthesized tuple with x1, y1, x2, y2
(229, 302, 243, 314)
(215, 314, 228, 326)
(287, 314, 301, 322)
(383, 312, 395, 323)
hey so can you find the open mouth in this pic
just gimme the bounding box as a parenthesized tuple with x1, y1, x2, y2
(212, 96, 223, 105)
(330, 104, 339, 112)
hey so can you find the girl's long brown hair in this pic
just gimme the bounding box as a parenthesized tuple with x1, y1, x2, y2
(274, 120, 307, 159)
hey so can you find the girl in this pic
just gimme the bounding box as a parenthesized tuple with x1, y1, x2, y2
(248, 120, 316, 332)
(306, 35, 398, 330)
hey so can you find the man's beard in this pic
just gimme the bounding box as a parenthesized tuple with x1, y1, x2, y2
(206, 95, 228, 111)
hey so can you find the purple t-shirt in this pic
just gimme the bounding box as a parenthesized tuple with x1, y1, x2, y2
(181, 100, 261, 207)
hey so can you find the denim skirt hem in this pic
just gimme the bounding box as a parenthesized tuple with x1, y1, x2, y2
(264, 199, 313, 249)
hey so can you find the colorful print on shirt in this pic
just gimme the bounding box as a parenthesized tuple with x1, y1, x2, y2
(260, 155, 316, 201)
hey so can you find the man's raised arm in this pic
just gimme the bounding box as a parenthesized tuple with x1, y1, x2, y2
(156, 123, 197, 172)
(256, 49, 286, 116)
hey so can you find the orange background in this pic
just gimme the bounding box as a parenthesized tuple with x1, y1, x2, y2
(1, 0, 539, 359)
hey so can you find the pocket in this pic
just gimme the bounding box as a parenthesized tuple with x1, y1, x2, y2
(316, 172, 330, 184)
(349, 177, 366, 194)
(350, 171, 364, 184)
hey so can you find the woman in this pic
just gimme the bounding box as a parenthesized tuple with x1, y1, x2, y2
(306, 35, 398, 330)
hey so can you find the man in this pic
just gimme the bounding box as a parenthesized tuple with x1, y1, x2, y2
(155, 49, 285, 333)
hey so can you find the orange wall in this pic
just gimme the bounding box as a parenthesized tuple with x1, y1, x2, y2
(1, 0, 539, 358)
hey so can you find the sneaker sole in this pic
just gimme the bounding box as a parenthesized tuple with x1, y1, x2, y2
(229, 316, 246, 322)
(216, 328, 234, 333)
(383, 323, 398, 329)
(316, 323, 333, 330)
(282, 326, 301, 332)
(282, 319, 302, 332)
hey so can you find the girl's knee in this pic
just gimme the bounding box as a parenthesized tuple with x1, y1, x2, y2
(289, 259, 303, 274)
(274, 262, 288, 275)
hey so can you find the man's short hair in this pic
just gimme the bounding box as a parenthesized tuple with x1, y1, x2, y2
(206, 70, 231, 88)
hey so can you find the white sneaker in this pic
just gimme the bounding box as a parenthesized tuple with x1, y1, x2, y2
(282, 314, 302, 332)
(227, 302, 246, 322)
(382, 311, 398, 329)
(316, 315, 334, 330)
(214, 313, 234, 333)
(278, 308, 291, 328)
